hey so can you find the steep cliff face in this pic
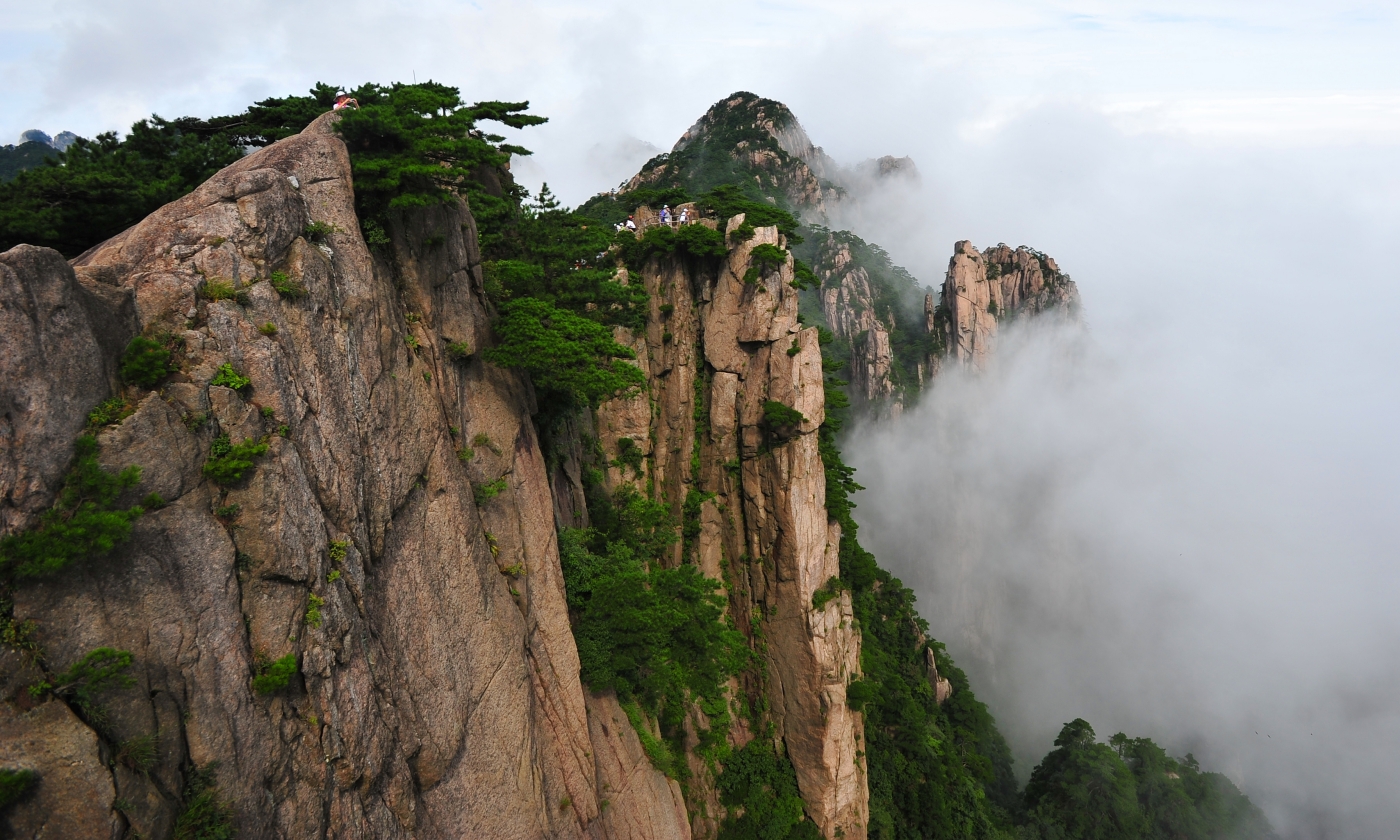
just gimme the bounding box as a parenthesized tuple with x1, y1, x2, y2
(0, 110, 872, 839)
(936, 240, 1080, 370)
(602, 213, 868, 838)
(0, 113, 692, 840)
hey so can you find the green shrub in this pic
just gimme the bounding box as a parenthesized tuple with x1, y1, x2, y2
(560, 485, 747, 775)
(613, 438, 644, 478)
(791, 258, 818, 291)
(0, 436, 144, 579)
(0, 768, 36, 809)
(716, 739, 821, 840)
(201, 280, 248, 305)
(730, 220, 755, 242)
(213, 504, 240, 520)
(252, 653, 297, 695)
(810, 576, 846, 610)
(30, 647, 136, 721)
(473, 477, 509, 505)
(258, 321, 277, 336)
(88, 397, 135, 428)
(116, 732, 158, 774)
(120, 336, 172, 388)
(208, 363, 250, 391)
(202, 435, 268, 485)
(174, 763, 235, 840)
(303, 220, 336, 241)
(742, 244, 787, 284)
(304, 594, 324, 629)
(328, 540, 349, 563)
(332, 83, 545, 252)
(269, 270, 307, 300)
(404, 334, 420, 350)
(446, 340, 472, 360)
(762, 400, 805, 431)
(484, 297, 646, 408)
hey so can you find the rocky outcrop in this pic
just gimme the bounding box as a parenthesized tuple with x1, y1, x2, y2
(0, 112, 675, 840)
(816, 234, 901, 412)
(936, 241, 1080, 369)
(607, 213, 867, 839)
(0, 245, 136, 534)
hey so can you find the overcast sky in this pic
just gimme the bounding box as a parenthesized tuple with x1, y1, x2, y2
(4, 2, 1399, 837)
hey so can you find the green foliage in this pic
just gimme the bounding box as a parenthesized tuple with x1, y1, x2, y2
(116, 732, 159, 773)
(1022, 720, 1146, 840)
(761, 400, 806, 433)
(473, 477, 509, 505)
(744, 243, 788, 285)
(715, 739, 822, 840)
(446, 340, 472, 360)
(559, 485, 747, 776)
(252, 653, 297, 695)
(616, 222, 729, 271)
(484, 185, 649, 330)
(304, 594, 324, 629)
(209, 362, 250, 391)
(303, 220, 336, 241)
(791, 258, 818, 291)
(258, 321, 278, 336)
(175, 763, 235, 840)
(0, 768, 36, 809)
(201, 280, 247, 305)
(269, 270, 307, 300)
(120, 335, 173, 388)
(87, 397, 135, 428)
(0, 436, 144, 579)
(613, 438, 645, 478)
(484, 297, 646, 408)
(810, 576, 846, 610)
(0, 141, 58, 182)
(0, 100, 307, 256)
(202, 435, 268, 485)
(32, 647, 136, 722)
(810, 328, 1017, 838)
(328, 540, 349, 563)
(332, 82, 545, 251)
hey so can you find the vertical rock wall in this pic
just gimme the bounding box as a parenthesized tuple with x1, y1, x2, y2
(0, 114, 688, 840)
(937, 240, 1080, 370)
(601, 214, 868, 839)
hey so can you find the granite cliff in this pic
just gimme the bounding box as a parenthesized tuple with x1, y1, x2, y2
(0, 91, 1076, 840)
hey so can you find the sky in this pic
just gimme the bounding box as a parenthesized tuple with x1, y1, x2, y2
(4, 2, 1399, 836)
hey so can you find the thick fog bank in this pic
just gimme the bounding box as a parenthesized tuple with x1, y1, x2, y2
(843, 200, 1400, 838)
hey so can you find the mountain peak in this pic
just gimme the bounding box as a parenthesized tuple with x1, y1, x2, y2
(627, 91, 840, 217)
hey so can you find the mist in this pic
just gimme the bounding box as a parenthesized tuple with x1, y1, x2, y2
(841, 117, 1400, 837)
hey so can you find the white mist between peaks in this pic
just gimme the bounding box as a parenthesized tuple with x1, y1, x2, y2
(841, 262, 1400, 839)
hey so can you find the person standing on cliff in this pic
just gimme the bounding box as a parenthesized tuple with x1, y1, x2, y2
(660, 205, 671, 226)
(333, 93, 359, 110)
(625, 215, 637, 232)
(679, 207, 690, 224)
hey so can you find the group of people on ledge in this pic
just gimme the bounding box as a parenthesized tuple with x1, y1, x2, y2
(615, 204, 693, 233)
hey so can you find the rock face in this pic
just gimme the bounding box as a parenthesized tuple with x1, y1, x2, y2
(0, 113, 689, 840)
(610, 211, 868, 838)
(0, 112, 867, 839)
(0, 245, 136, 534)
(936, 241, 1080, 370)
